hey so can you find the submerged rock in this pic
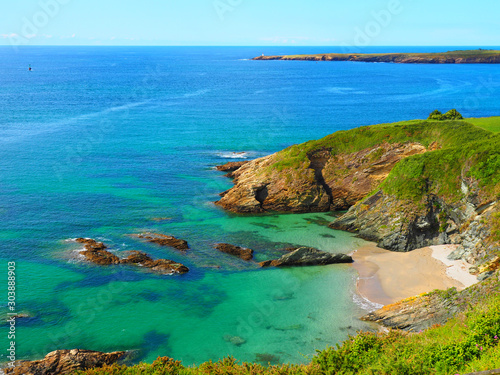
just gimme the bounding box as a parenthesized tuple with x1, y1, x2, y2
(215, 243, 253, 261)
(4, 349, 126, 375)
(133, 233, 189, 250)
(223, 334, 246, 346)
(259, 247, 352, 267)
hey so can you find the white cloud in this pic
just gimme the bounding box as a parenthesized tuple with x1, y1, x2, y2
(0, 33, 19, 39)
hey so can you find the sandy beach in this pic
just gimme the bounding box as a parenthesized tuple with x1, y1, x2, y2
(352, 243, 478, 306)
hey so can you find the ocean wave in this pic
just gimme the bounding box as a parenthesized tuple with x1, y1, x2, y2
(352, 291, 383, 312)
(216, 151, 255, 159)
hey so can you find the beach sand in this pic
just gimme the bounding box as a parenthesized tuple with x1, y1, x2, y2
(352, 243, 478, 306)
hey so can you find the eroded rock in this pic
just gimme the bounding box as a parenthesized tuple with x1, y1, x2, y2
(133, 233, 189, 250)
(215, 243, 253, 261)
(4, 349, 126, 375)
(260, 247, 352, 267)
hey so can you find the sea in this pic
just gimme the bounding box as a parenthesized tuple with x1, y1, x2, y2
(1, 46, 499, 366)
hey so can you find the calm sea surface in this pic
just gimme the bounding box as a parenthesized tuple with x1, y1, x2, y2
(1, 46, 499, 365)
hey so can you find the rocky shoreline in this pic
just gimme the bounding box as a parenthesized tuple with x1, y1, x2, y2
(253, 50, 500, 64)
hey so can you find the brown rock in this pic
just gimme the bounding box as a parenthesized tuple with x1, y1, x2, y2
(74, 240, 189, 275)
(120, 250, 154, 264)
(216, 161, 249, 172)
(133, 233, 189, 250)
(146, 259, 190, 275)
(215, 243, 253, 261)
(4, 349, 126, 375)
(76, 238, 120, 265)
(215, 142, 427, 213)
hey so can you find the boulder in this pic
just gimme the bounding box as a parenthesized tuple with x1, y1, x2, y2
(4, 349, 126, 375)
(76, 238, 120, 265)
(216, 161, 249, 172)
(215, 243, 253, 261)
(133, 233, 189, 250)
(260, 247, 352, 267)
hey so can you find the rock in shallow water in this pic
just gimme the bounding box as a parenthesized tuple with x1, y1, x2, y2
(75, 240, 189, 275)
(133, 233, 189, 250)
(259, 247, 352, 267)
(4, 349, 126, 375)
(215, 243, 253, 261)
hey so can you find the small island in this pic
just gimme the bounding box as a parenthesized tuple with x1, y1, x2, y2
(253, 49, 500, 63)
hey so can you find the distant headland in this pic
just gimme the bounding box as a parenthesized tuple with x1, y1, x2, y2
(253, 49, 500, 63)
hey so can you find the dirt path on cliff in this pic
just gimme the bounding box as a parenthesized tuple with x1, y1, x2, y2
(351, 243, 476, 306)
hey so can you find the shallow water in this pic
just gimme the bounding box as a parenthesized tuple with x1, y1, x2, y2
(1, 45, 499, 365)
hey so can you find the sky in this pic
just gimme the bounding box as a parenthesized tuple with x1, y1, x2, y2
(1, 0, 499, 46)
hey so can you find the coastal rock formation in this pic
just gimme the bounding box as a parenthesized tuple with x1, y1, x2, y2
(4, 349, 126, 375)
(215, 243, 253, 261)
(75, 240, 189, 275)
(216, 141, 427, 213)
(362, 271, 500, 331)
(121, 250, 189, 274)
(133, 233, 189, 250)
(259, 247, 352, 267)
(76, 238, 120, 265)
(330, 184, 500, 265)
(254, 50, 500, 64)
(216, 161, 249, 172)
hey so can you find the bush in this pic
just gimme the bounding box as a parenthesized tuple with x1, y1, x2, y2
(428, 110, 445, 120)
(428, 109, 463, 121)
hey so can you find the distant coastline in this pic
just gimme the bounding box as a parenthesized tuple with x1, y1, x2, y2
(253, 49, 500, 63)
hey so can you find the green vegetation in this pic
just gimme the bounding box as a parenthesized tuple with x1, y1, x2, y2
(428, 109, 463, 121)
(467, 116, 500, 133)
(77, 278, 500, 374)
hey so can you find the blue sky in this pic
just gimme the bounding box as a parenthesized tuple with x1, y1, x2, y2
(1, 0, 499, 46)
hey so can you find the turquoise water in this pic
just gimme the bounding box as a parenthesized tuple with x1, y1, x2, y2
(1, 46, 500, 365)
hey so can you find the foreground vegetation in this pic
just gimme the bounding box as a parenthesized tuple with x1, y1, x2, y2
(77, 274, 500, 374)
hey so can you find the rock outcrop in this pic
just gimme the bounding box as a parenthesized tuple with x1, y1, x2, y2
(75, 240, 189, 275)
(330, 185, 500, 265)
(76, 238, 120, 265)
(121, 250, 189, 274)
(4, 349, 126, 375)
(215, 243, 253, 261)
(216, 142, 427, 213)
(216, 161, 249, 172)
(133, 233, 189, 250)
(362, 271, 500, 331)
(259, 247, 352, 267)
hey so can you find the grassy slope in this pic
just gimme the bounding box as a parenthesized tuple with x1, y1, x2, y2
(78, 274, 500, 374)
(467, 116, 500, 133)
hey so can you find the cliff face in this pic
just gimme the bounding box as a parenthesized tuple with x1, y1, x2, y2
(215, 125, 434, 213)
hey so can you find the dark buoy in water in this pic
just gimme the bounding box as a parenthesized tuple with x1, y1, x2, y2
(28, 64, 32, 71)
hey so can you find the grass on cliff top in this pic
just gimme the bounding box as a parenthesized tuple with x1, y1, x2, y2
(467, 116, 500, 133)
(269, 118, 500, 203)
(271, 119, 490, 171)
(267, 49, 500, 59)
(77, 275, 500, 374)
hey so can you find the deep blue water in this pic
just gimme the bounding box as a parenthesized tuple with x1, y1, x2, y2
(0, 46, 499, 365)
